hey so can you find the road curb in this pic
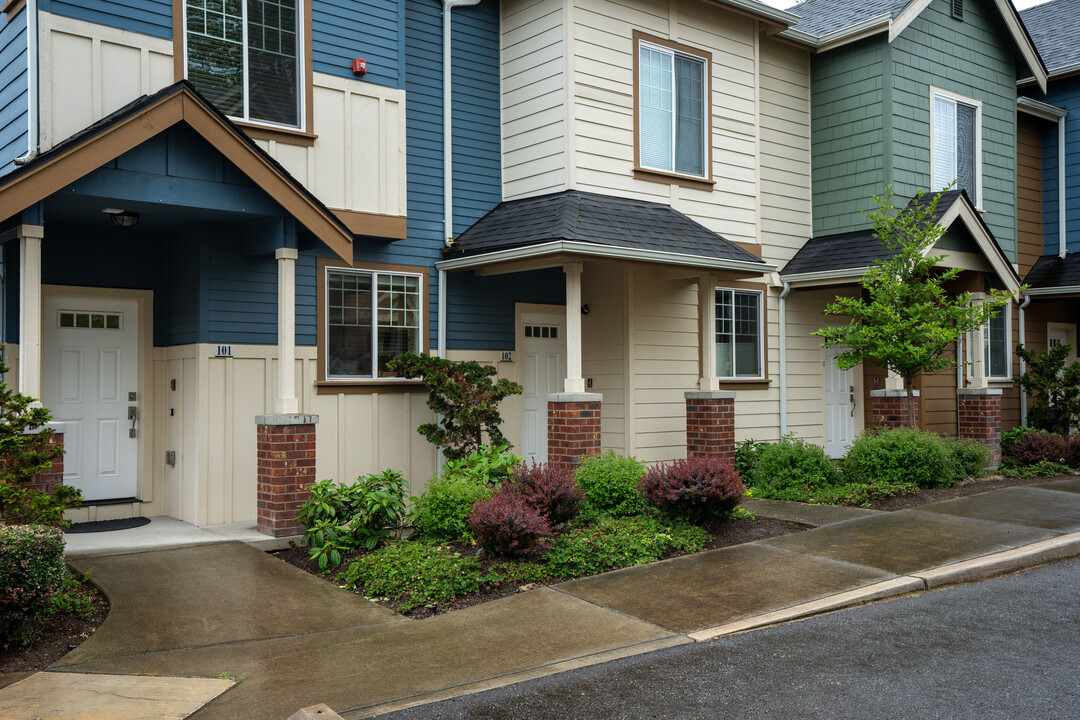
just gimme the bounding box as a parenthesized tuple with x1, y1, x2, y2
(913, 530, 1080, 588)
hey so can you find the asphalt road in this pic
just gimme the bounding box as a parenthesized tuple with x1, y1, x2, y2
(375, 556, 1080, 719)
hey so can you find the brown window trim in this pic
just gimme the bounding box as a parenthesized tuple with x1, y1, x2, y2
(632, 30, 714, 185)
(235, 121, 317, 147)
(173, 0, 315, 137)
(713, 279, 770, 383)
(3, 0, 26, 21)
(316, 257, 430, 387)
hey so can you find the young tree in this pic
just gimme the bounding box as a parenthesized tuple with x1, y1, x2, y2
(385, 352, 523, 459)
(1014, 342, 1080, 435)
(0, 349, 63, 486)
(813, 188, 1018, 427)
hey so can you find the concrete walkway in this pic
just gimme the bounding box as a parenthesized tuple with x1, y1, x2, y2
(5, 476, 1080, 719)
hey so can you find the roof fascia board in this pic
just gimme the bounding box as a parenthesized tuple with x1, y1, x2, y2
(707, 0, 799, 28)
(1024, 285, 1080, 296)
(778, 267, 869, 286)
(888, 0, 933, 42)
(1020, 61, 1080, 86)
(1017, 96, 1068, 121)
(935, 201, 1022, 293)
(777, 14, 891, 51)
(437, 241, 778, 274)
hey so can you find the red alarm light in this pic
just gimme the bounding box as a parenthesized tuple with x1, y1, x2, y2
(351, 58, 367, 76)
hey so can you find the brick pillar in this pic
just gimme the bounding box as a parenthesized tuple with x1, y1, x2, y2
(685, 391, 736, 461)
(870, 389, 920, 429)
(22, 430, 64, 494)
(547, 392, 602, 469)
(958, 388, 1002, 469)
(256, 414, 318, 537)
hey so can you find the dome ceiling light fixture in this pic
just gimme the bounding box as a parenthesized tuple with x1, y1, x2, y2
(102, 208, 139, 228)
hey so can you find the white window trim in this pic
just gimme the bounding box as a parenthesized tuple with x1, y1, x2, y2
(323, 266, 424, 382)
(715, 286, 765, 381)
(929, 86, 982, 210)
(966, 305, 1010, 382)
(636, 38, 709, 181)
(182, 0, 307, 132)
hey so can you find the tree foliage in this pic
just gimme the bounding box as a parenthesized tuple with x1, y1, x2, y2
(386, 352, 523, 459)
(0, 348, 63, 487)
(813, 188, 1017, 426)
(1014, 342, 1080, 435)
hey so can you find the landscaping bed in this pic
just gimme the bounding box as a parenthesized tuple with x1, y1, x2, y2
(865, 471, 1076, 512)
(274, 513, 806, 619)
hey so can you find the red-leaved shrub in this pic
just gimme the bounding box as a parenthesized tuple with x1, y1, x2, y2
(1065, 436, 1080, 470)
(468, 490, 552, 557)
(639, 457, 745, 523)
(1006, 431, 1070, 467)
(509, 461, 583, 526)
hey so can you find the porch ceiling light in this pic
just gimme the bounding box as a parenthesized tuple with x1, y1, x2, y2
(103, 208, 139, 228)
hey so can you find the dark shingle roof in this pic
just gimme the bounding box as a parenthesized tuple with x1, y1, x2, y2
(449, 190, 764, 264)
(781, 190, 1000, 276)
(783, 0, 913, 37)
(1024, 252, 1080, 288)
(1020, 0, 1080, 74)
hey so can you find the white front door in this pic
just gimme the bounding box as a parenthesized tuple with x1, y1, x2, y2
(825, 346, 856, 459)
(520, 312, 566, 463)
(43, 296, 140, 501)
(1049, 327, 1068, 353)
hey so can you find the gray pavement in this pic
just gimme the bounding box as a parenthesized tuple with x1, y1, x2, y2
(4, 476, 1080, 719)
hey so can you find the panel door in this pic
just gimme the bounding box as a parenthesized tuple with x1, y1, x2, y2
(825, 346, 855, 459)
(43, 296, 140, 501)
(520, 312, 566, 464)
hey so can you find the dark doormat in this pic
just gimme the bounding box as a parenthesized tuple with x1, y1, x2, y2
(67, 517, 152, 534)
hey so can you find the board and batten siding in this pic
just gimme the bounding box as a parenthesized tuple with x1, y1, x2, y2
(0, 7, 28, 175)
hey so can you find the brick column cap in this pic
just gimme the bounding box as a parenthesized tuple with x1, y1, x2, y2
(869, 389, 920, 398)
(685, 390, 736, 400)
(547, 392, 603, 403)
(958, 388, 1002, 396)
(256, 413, 320, 425)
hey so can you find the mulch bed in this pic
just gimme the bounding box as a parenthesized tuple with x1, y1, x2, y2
(0, 579, 109, 676)
(865, 472, 1077, 511)
(274, 515, 807, 619)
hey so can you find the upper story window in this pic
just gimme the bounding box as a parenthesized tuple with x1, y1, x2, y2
(636, 35, 709, 180)
(185, 0, 303, 129)
(931, 89, 981, 206)
(716, 288, 763, 380)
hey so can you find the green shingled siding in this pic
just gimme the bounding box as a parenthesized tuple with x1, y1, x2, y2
(810, 38, 888, 236)
(889, 0, 1019, 260)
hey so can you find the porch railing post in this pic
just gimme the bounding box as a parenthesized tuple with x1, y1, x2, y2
(276, 247, 299, 414)
(563, 262, 585, 393)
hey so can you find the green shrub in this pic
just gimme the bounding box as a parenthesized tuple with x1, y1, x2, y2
(0, 524, 65, 649)
(439, 445, 522, 486)
(746, 435, 840, 499)
(844, 427, 961, 489)
(574, 451, 646, 517)
(734, 438, 768, 479)
(0, 483, 81, 529)
(337, 541, 494, 612)
(946, 437, 991, 479)
(544, 516, 707, 579)
(44, 569, 95, 619)
(1001, 459, 1071, 479)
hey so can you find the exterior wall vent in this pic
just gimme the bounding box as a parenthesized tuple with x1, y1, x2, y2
(951, 0, 964, 20)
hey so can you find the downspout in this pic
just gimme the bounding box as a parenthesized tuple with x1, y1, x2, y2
(1060, 116, 1068, 258)
(1019, 294, 1032, 426)
(14, 0, 38, 165)
(778, 281, 791, 436)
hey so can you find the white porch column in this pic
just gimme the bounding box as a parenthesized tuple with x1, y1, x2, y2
(276, 247, 299, 414)
(970, 293, 988, 390)
(884, 368, 904, 391)
(563, 262, 585, 393)
(18, 225, 43, 402)
(698, 273, 718, 392)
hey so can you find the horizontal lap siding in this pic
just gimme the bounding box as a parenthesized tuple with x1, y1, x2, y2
(1017, 113, 1044, 277)
(810, 37, 887, 236)
(313, 0, 403, 88)
(501, 0, 568, 199)
(582, 263, 626, 453)
(1030, 76, 1080, 255)
(0, 8, 27, 174)
(890, 0, 1018, 260)
(39, 0, 171, 38)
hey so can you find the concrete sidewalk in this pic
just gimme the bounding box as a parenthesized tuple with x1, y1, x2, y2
(4, 476, 1080, 719)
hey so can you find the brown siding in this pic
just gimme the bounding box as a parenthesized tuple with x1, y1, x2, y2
(915, 343, 959, 437)
(1017, 114, 1046, 277)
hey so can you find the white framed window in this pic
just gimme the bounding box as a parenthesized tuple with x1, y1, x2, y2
(184, 0, 304, 129)
(715, 288, 763, 379)
(983, 305, 1009, 379)
(637, 37, 708, 179)
(931, 87, 981, 206)
(324, 267, 422, 380)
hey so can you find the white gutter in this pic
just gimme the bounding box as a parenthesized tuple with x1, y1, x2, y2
(1022, 285, 1080, 296)
(14, 0, 38, 165)
(436, 240, 778, 275)
(777, 13, 892, 51)
(778, 267, 868, 285)
(1020, 61, 1080, 87)
(1019, 294, 1031, 426)
(438, 0, 480, 357)
(708, 0, 800, 27)
(778, 281, 792, 436)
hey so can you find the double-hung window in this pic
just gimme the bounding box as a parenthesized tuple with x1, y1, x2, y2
(931, 89, 980, 205)
(637, 37, 708, 179)
(325, 268, 422, 380)
(715, 288, 763, 379)
(185, 0, 303, 128)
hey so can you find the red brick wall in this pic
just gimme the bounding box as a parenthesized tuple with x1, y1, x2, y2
(959, 391, 1002, 469)
(548, 401, 601, 469)
(256, 423, 316, 537)
(21, 431, 64, 494)
(686, 395, 735, 461)
(870, 392, 920, 429)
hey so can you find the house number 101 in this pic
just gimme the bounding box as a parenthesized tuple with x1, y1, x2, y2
(215, 345, 234, 358)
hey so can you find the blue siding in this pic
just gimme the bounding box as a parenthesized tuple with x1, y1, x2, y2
(0, 8, 28, 175)
(447, 269, 566, 350)
(38, 0, 171, 39)
(206, 230, 280, 345)
(1028, 76, 1080, 255)
(312, 0, 404, 89)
